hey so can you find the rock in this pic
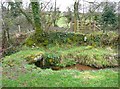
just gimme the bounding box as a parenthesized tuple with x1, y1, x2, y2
(34, 55, 43, 61)
(25, 52, 44, 64)
(106, 47, 113, 51)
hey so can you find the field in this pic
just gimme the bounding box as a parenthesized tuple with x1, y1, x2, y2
(1, 45, 119, 87)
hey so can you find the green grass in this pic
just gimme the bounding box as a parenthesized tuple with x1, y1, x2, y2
(24, 45, 118, 68)
(3, 45, 118, 68)
(2, 66, 119, 87)
(2, 45, 119, 87)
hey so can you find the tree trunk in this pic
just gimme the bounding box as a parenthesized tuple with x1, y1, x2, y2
(31, 1, 43, 33)
(53, 0, 57, 27)
(2, 22, 7, 56)
(74, 1, 79, 32)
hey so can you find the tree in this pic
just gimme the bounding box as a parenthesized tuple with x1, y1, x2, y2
(73, 0, 79, 32)
(53, 0, 57, 26)
(118, 2, 120, 33)
(1, 2, 11, 55)
(66, 7, 72, 23)
(12, 1, 42, 33)
(31, 1, 43, 33)
(8, 2, 22, 17)
(100, 2, 117, 32)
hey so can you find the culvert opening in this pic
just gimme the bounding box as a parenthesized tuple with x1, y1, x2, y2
(33, 59, 99, 71)
(33, 60, 119, 71)
(34, 58, 50, 69)
(25, 53, 119, 71)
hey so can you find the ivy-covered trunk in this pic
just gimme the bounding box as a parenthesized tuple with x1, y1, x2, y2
(31, 1, 43, 33)
(74, 1, 79, 32)
(53, 0, 57, 27)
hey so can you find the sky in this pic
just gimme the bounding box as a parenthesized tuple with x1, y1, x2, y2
(23, 0, 120, 11)
(1, 0, 120, 12)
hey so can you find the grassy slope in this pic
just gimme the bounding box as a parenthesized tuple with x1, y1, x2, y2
(24, 45, 118, 68)
(2, 46, 119, 87)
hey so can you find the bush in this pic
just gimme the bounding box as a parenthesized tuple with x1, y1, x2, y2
(25, 31, 118, 48)
(43, 53, 60, 67)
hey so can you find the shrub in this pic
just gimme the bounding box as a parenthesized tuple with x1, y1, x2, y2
(25, 31, 118, 48)
(43, 53, 60, 67)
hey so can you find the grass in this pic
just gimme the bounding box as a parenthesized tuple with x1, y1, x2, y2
(1, 45, 119, 87)
(23, 45, 118, 68)
(3, 45, 118, 68)
(2, 68, 118, 87)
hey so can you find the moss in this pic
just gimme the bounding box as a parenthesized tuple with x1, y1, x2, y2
(25, 38, 34, 47)
(25, 31, 118, 48)
(25, 52, 44, 64)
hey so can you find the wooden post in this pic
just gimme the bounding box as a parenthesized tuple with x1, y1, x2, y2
(74, 18, 77, 32)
